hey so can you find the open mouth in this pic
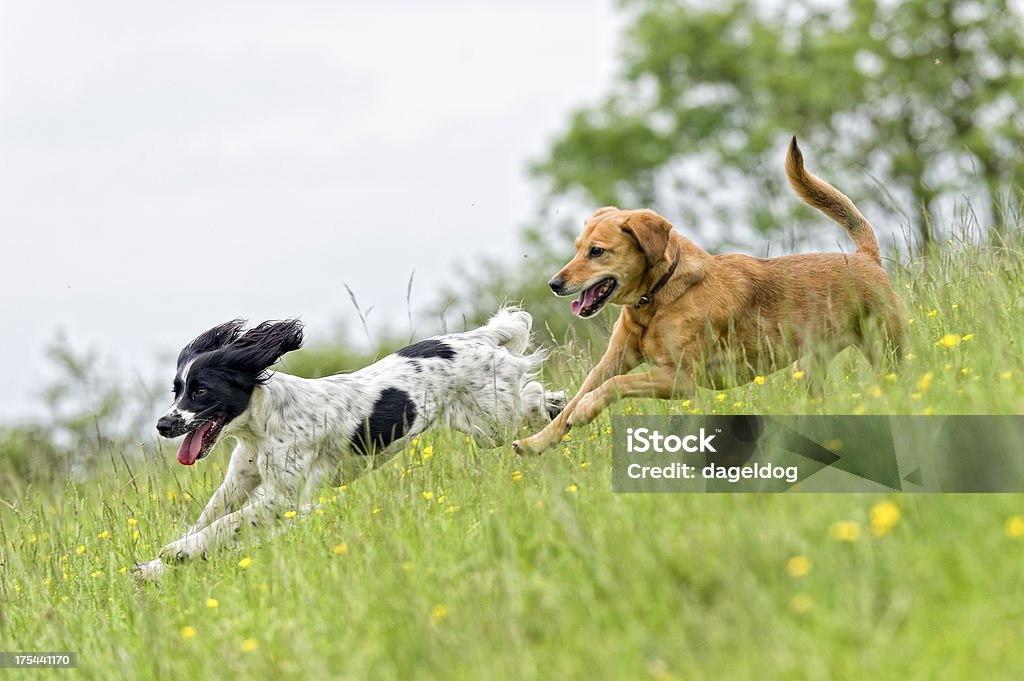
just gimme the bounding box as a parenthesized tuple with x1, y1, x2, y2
(570, 277, 617, 318)
(176, 415, 224, 466)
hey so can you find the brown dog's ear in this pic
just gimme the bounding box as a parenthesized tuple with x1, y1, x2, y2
(622, 211, 672, 266)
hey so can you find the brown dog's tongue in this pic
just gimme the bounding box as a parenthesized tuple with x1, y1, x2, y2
(571, 284, 601, 317)
(177, 421, 212, 466)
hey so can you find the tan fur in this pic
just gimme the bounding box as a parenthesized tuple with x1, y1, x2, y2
(513, 138, 906, 454)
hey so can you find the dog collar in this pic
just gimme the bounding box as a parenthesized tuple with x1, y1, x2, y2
(635, 247, 681, 308)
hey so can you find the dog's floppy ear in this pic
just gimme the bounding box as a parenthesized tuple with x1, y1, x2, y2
(226, 319, 305, 378)
(177, 319, 246, 365)
(622, 211, 672, 266)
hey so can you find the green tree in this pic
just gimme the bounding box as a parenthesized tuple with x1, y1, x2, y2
(534, 0, 1024, 246)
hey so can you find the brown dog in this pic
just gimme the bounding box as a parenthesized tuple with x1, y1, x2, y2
(513, 138, 906, 455)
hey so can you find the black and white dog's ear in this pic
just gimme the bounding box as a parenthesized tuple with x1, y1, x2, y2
(227, 319, 305, 376)
(177, 319, 247, 365)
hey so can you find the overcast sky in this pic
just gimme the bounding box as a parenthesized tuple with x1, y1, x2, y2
(0, 1, 621, 422)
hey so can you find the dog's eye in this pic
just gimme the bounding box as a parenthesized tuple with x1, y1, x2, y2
(589, 246, 605, 258)
(192, 388, 209, 399)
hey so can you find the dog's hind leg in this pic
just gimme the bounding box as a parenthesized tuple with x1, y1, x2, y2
(519, 381, 568, 428)
(545, 389, 568, 420)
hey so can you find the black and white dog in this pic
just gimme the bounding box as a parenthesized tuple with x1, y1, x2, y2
(135, 307, 565, 579)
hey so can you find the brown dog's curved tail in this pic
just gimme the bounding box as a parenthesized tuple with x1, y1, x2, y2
(785, 137, 881, 265)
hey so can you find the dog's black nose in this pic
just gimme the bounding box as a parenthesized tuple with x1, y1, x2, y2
(549, 276, 566, 295)
(156, 414, 183, 438)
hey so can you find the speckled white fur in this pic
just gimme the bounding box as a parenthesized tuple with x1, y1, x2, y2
(135, 308, 564, 580)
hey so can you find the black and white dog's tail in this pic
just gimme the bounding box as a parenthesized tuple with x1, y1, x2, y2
(476, 306, 539, 359)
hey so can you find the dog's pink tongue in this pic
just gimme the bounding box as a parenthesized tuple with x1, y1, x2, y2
(571, 285, 600, 317)
(177, 421, 212, 466)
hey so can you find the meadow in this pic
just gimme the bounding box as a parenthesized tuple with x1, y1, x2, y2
(2, 235, 1023, 680)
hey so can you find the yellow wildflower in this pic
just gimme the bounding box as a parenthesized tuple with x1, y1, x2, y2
(76, 544, 86, 554)
(333, 543, 348, 555)
(241, 639, 259, 652)
(753, 375, 765, 385)
(937, 334, 961, 349)
(916, 372, 934, 392)
(790, 593, 813, 613)
(565, 484, 578, 493)
(870, 501, 901, 536)
(127, 518, 138, 526)
(283, 511, 297, 519)
(829, 521, 862, 542)
(422, 491, 434, 500)
(422, 445, 434, 459)
(792, 371, 805, 380)
(430, 604, 448, 624)
(1005, 516, 1024, 539)
(511, 471, 522, 482)
(785, 555, 812, 577)
(238, 557, 253, 568)
(181, 626, 197, 640)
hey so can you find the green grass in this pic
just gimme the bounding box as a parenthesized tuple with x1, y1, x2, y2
(2, 238, 1023, 680)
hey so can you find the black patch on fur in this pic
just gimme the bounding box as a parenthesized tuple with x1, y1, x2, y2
(349, 388, 418, 456)
(395, 339, 456, 360)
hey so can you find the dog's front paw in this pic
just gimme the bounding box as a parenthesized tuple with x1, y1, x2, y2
(132, 558, 166, 582)
(159, 536, 206, 563)
(513, 434, 548, 456)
